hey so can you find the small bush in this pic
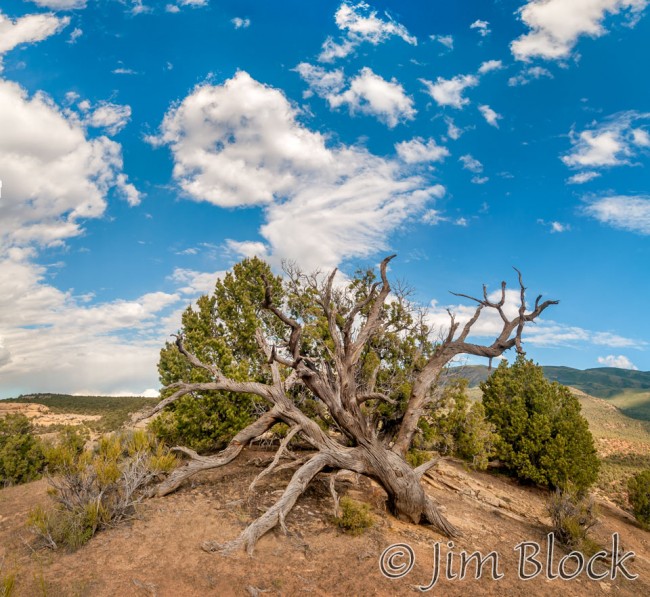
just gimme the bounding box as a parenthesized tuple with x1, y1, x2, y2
(627, 469, 650, 529)
(333, 497, 374, 535)
(547, 487, 599, 551)
(418, 380, 497, 470)
(0, 414, 46, 486)
(29, 430, 177, 551)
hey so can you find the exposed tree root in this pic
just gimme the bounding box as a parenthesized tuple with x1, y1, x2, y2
(155, 409, 279, 497)
(202, 453, 333, 555)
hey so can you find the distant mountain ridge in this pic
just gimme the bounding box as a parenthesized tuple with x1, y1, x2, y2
(448, 364, 650, 398)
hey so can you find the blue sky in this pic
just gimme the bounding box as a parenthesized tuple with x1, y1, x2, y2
(0, 0, 649, 398)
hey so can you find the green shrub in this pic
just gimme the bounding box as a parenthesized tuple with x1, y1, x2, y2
(333, 497, 374, 535)
(547, 487, 599, 552)
(481, 356, 600, 492)
(627, 469, 650, 529)
(0, 414, 46, 486)
(29, 430, 177, 551)
(417, 380, 497, 470)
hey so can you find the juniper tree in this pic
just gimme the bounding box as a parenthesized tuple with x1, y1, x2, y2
(146, 256, 557, 553)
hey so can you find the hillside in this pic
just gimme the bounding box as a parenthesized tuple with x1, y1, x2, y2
(448, 364, 650, 421)
(1, 449, 649, 596)
(3, 394, 157, 432)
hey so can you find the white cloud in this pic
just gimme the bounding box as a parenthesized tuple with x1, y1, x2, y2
(445, 117, 462, 140)
(0, 79, 140, 251)
(297, 64, 415, 127)
(479, 104, 501, 128)
(112, 67, 138, 75)
(632, 127, 650, 146)
(231, 17, 250, 29)
(511, 0, 649, 61)
(598, 355, 638, 369)
(562, 111, 650, 169)
(0, 11, 69, 70)
(318, 1, 416, 62)
(29, 0, 86, 9)
(426, 289, 644, 351)
(471, 176, 489, 185)
(169, 268, 227, 295)
(478, 59, 502, 74)
(459, 154, 484, 173)
(326, 67, 416, 127)
(508, 66, 554, 86)
(538, 219, 571, 233)
(67, 27, 82, 43)
(395, 137, 450, 164)
(470, 19, 491, 37)
(420, 74, 478, 109)
(567, 171, 601, 184)
(430, 34, 453, 50)
(584, 195, 650, 234)
(151, 71, 444, 270)
(0, 252, 185, 397)
(82, 101, 132, 135)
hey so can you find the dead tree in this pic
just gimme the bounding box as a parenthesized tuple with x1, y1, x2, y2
(144, 256, 557, 553)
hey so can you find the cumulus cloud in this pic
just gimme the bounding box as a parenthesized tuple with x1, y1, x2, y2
(231, 17, 250, 29)
(584, 195, 650, 234)
(479, 104, 501, 128)
(0, 10, 69, 70)
(395, 137, 450, 164)
(598, 355, 638, 369)
(150, 71, 444, 270)
(0, 79, 140, 251)
(420, 74, 478, 109)
(562, 111, 650, 169)
(297, 64, 416, 127)
(319, 1, 416, 62)
(511, 0, 649, 61)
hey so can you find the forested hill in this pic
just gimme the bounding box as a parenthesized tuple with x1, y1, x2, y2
(448, 365, 650, 398)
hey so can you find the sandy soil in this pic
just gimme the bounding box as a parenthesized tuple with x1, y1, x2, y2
(0, 449, 648, 597)
(0, 403, 101, 427)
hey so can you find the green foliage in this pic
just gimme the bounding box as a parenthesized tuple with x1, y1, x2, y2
(416, 380, 497, 470)
(627, 469, 650, 529)
(154, 258, 284, 452)
(547, 487, 599, 552)
(333, 497, 374, 535)
(29, 430, 177, 551)
(481, 357, 600, 491)
(0, 414, 46, 486)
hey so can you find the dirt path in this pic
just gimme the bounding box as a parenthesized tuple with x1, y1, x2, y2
(1, 450, 648, 596)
